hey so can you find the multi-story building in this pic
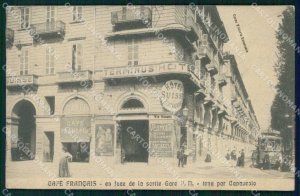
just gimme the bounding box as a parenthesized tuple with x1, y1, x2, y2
(5, 5, 260, 167)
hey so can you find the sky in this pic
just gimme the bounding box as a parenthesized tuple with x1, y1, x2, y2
(217, 6, 287, 131)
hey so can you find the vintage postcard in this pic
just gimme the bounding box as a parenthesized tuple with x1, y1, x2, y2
(4, 4, 296, 191)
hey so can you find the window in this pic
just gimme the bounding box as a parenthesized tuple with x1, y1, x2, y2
(20, 50, 29, 75)
(46, 47, 55, 75)
(46, 6, 55, 32)
(73, 6, 83, 21)
(46, 6, 55, 22)
(128, 38, 138, 66)
(202, 34, 208, 46)
(72, 43, 83, 71)
(122, 99, 144, 109)
(20, 7, 30, 29)
(211, 76, 216, 92)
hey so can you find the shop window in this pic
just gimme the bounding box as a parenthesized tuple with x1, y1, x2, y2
(43, 132, 54, 162)
(45, 96, 55, 115)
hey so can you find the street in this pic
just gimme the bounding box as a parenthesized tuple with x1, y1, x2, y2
(6, 158, 294, 180)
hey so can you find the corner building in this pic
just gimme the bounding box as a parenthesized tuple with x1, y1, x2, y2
(6, 6, 260, 167)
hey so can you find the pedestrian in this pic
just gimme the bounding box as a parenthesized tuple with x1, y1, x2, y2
(240, 149, 245, 167)
(263, 154, 270, 170)
(121, 148, 125, 164)
(59, 147, 72, 177)
(251, 150, 257, 167)
(231, 148, 237, 161)
(236, 151, 241, 167)
(205, 151, 211, 163)
(226, 150, 230, 160)
(177, 146, 185, 167)
(183, 147, 189, 166)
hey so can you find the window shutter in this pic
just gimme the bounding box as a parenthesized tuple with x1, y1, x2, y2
(72, 44, 76, 70)
(46, 48, 49, 74)
(77, 44, 83, 70)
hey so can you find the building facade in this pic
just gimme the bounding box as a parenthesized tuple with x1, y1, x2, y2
(6, 5, 260, 166)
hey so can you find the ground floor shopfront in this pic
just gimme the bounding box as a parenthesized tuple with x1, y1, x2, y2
(6, 79, 256, 169)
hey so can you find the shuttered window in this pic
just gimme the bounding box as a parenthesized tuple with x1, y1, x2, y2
(20, 50, 29, 75)
(46, 47, 55, 75)
(72, 43, 83, 71)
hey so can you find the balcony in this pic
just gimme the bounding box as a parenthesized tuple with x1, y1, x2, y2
(6, 28, 14, 48)
(206, 63, 218, 75)
(56, 70, 92, 84)
(31, 21, 65, 41)
(185, 17, 201, 42)
(218, 75, 227, 87)
(6, 75, 38, 90)
(197, 45, 213, 63)
(111, 7, 152, 31)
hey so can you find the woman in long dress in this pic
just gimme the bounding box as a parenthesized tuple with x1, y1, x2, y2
(59, 147, 72, 177)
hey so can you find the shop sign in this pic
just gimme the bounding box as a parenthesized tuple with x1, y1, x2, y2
(150, 123, 173, 157)
(95, 124, 114, 156)
(160, 80, 184, 113)
(100, 62, 198, 79)
(60, 117, 91, 142)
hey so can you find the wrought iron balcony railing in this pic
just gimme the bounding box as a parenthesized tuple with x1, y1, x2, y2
(31, 21, 65, 40)
(111, 7, 152, 25)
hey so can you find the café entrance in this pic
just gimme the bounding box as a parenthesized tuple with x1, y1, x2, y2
(11, 100, 36, 161)
(120, 120, 149, 163)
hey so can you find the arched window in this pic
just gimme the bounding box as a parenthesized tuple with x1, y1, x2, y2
(121, 99, 144, 109)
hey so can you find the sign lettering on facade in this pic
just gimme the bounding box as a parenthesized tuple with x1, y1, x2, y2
(6, 75, 35, 86)
(60, 117, 91, 142)
(150, 123, 173, 157)
(160, 80, 184, 113)
(99, 63, 198, 79)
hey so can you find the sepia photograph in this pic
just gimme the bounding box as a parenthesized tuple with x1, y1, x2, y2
(4, 3, 296, 191)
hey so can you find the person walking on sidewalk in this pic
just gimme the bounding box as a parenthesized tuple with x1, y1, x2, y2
(205, 150, 212, 163)
(177, 146, 185, 168)
(240, 149, 245, 167)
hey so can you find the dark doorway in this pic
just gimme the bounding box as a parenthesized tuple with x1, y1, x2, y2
(43, 132, 54, 162)
(120, 120, 149, 163)
(62, 142, 90, 162)
(11, 100, 36, 161)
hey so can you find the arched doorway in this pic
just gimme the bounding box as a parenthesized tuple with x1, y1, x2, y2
(118, 98, 149, 163)
(61, 97, 91, 162)
(11, 100, 36, 161)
